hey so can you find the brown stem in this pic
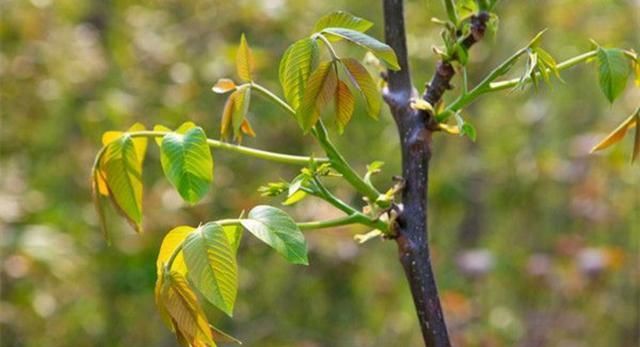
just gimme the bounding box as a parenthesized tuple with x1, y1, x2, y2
(382, 0, 451, 345)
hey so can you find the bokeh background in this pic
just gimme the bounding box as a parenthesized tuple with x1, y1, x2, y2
(1, 0, 639, 346)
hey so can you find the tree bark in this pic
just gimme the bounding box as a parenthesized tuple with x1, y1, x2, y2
(381, 1, 489, 345)
(382, 1, 451, 346)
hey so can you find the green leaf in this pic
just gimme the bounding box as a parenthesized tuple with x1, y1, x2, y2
(156, 226, 194, 277)
(101, 134, 145, 232)
(313, 11, 373, 34)
(456, 0, 478, 20)
(596, 47, 630, 103)
(240, 205, 308, 265)
(223, 224, 243, 254)
(160, 126, 214, 204)
(182, 222, 238, 317)
(279, 37, 319, 110)
(321, 28, 400, 70)
(335, 80, 355, 133)
(297, 61, 337, 132)
(236, 33, 254, 81)
(340, 58, 381, 119)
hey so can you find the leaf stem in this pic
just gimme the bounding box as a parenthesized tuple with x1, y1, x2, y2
(316, 33, 340, 61)
(123, 131, 325, 166)
(250, 82, 297, 115)
(442, 50, 597, 119)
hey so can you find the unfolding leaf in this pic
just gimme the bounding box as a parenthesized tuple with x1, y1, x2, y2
(236, 34, 254, 82)
(240, 205, 308, 265)
(341, 58, 381, 119)
(160, 126, 214, 204)
(212, 78, 236, 94)
(279, 37, 319, 110)
(297, 61, 337, 132)
(590, 111, 638, 154)
(596, 47, 630, 103)
(313, 11, 373, 34)
(321, 28, 400, 70)
(159, 270, 215, 347)
(221, 87, 253, 142)
(335, 80, 355, 133)
(157, 226, 195, 277)
(100, 134, 145, 232)
(182, 222, 238, 316)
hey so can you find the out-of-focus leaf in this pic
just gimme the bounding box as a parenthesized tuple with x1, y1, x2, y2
(159, 270, 215, 346)
(321, 28, 400, 70)
(341, 58, 381, 119)
(182, 222, 238, 317)
(221, 87, 253, 142)
(279, 37, 319, 110)
(212, 78, 237, 94)
(211, 325, 242, 345)
(236, 34, 254, 82)
(335, 80, 355, 133)
(456, 0, 478, 20)
(596, 47, 630, 103)
(156, 226, 195, 277)
(240, 205, 308, 265)
(297, 61, 337, 132)
(160, 126, 213, 204)
(313, 11, 373, 34)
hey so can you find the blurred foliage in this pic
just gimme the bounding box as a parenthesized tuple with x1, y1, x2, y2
(0, 0, 638, 346)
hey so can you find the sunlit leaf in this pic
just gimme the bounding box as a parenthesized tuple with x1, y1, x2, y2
(160, 126, 213, 204)
(157, 226, 195, 277)
(596, 47, 630, 103)
(340, 58, 381, 119)
(297, 61, 337, 132)
(335, 80, 355, 133)
(590, 110, 638, 155)
(236, 34, 254, 82)
(279, 37, 319, 110)
(160, 270, 215, 346)
(182, 222, 238, 317)
(100, 134, 145, 232)
(223, 224, 243, 254)
(212, 78, 236, 94)
(321, 28, 400, 70)
(313, 11, 373, 34)
(240, 205, 308, 265)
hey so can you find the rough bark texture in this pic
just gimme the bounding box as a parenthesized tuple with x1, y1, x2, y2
(382, 1, 489, 346)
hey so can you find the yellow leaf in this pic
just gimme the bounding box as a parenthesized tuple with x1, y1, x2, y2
(128, 123, 148, 166)
(220, 92, 236, 140)
(156, 226, 195, 277)
(633, 112, 640, 162)
(240, 119, 256, 138)
(437, 123, 460, 135)
(153, 124, 172, 146)
(236, 34, 254, 82)
(161, 271, 215, 347)
(102, 131, 123, 146)
(335, 80, 354, 134)
(212, 78, 236, 94)
(590, 111, 638, 153)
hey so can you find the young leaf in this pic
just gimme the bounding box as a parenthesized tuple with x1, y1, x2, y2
(236, 34, 254, 82)
(297, 61, 337, 132)
(313, 11, 373, 34)
(101, 134, 145, 232)
(340, 58, 381, 119)
(212, 78, 236, 94)
(320, 28, 400, 70)
(590, 109, 639, 160)
(335, 80, 355, 133)
(159, 270, 215, 347)
(596, 47, 630, 103)
(182, 222, 238, 317)
(160, 126, 214, 204)
(156, 226, 195, 277)
(232, 86, 252, 141)
(279, 37, 319, 110)
(211, 325, 242, 345)
(456, 0, 478, 20)
(240, 205, 308, 265)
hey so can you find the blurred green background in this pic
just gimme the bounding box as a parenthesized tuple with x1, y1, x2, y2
(1, 0, 638, 346)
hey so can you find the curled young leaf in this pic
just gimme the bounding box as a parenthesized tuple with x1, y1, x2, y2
(212, 78, 237, 94)
(335, 80, 355, 134)
(590, 108, 639, 162)
(236, 34, 254, 82)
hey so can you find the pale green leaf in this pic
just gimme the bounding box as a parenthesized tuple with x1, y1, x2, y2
(335, 80, 355, 133)
(321, 28, 400, 70)
(160, 126, 214, 204)
(596, 47, 630, 103)
(279, 37, 319, 110)
(297, 61, 337, 132)
(313, 11, 373, 34)
(240, 205, 308, 265)
(182, 222, 238, 317)
(340, 58, 381, 119)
